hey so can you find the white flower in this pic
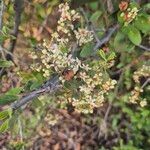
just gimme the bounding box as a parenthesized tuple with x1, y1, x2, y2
(140, 100, 147, 107)
(74, 28, 93, 46)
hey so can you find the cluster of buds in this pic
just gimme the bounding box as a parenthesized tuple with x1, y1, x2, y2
(129, 64, 150, 107)
(133, 65, 150, 83)
(31, 41, 84, 78)
(71, 71, 117, 113)
(51, 3, 80, 45)
(129, 86, 143, 104)
(51, 3, 93, 46)
(74, 28, 93, 46)
(102, 79, 117, 93)
(129, 87, 147, 107)
(119, 1, 139, 25)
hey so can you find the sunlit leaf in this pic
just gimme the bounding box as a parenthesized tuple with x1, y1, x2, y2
(99, 49, 107, 61)
(0, 119, 9, 133)
(127, 27, 141, 45)
(0, 109, 12, 120)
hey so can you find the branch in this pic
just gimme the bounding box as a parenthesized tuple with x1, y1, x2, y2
(11, 75, 60, 110)
(7, 0, 24, 59)
(79, 7, 101, 43)
(141, 78, 150, 89)
(94, 24, 120, 51)
(137, 44, 150, 52)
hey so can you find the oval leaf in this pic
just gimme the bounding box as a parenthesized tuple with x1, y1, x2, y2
(90, 11, 102, 23)
(127, 27, 141, 45)
(0, 119, 9, 133)
(134, 16, 150, 33)
(0, 109, 12, 120)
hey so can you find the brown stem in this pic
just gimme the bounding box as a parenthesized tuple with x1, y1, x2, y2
(6, 0, 24, 60)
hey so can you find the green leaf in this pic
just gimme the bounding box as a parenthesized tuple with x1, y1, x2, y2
(0, 59, 14, 68)
(127, 27, 141, 45)
(143, 3, 150, 10)
(99, 49, 107, 61)
(0, 119, 9, 133)
(30, 81, 41, 90)
(89, 1, 99, 11)
(80, 43, 94, 58)
(107, 52, 116, 61)
(134, 15, 150, 33)
(0, 109, 12, 120)
(90, 11, 102, 23)
(0, 88, 22, 105)
(114, 31, 135, 52)
(0, 95, 18, 105)
(117, 12, 124, 25)
(6, 87, 22, 95)
(2, 26, 9, 35)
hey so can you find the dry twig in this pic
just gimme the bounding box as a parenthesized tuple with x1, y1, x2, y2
(7, 0, 24, 59)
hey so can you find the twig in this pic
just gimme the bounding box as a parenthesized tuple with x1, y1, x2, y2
(141, 78, 150, 89)
(137, 44, 150, 52)
(94, 24, 120, 51)
(0, 0, 4, 30)
(8, 0, 24, 55)
(79, 7, 100, 43)
(11, 75, 60, 110)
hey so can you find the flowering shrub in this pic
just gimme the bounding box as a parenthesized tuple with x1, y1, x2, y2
(0, 1, 150, 149)
(31, 3, 117, 113)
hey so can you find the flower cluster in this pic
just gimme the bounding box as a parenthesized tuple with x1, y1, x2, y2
(119, 1, 139, 25)
(133, 65, 150, 83)
(129, 65, 150, 107)
(129, 86, 147, 107)
(72, 71, 117, 113)
(44, 113, 60, 126)
(31, 41, 91, 79)
(51, 3, 93, 46)
(102, 79, 117, 93)
(51, 3, 80, 45)
(74, 28, 93, 46)
(31, 3, 117, 113)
